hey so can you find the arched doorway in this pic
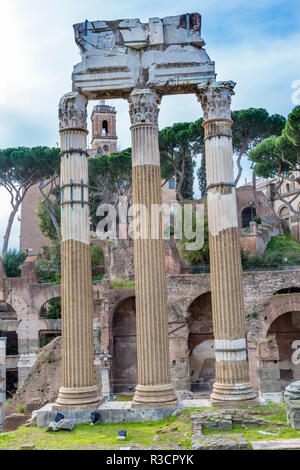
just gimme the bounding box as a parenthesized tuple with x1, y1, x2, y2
(279, 206, 290, 231)
(241, 206, 256, 228)
(0, 302, 18, 396)
(188, 292, 214, 393)
(111, 296, 137, 393)
(268, 310, 300, 388)
(39, 297, 61, 348)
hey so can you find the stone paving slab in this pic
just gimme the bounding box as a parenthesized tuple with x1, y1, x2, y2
(34, 399, 212, 427)
(251, 439, 300, 450)
(180, 399, 212, 408)
(99, 399, 212, 410)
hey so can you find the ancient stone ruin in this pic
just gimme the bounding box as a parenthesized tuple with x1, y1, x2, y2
(54, 12, 257, 410)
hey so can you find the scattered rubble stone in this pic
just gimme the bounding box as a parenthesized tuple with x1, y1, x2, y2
(20, 444, 35, 450)
(191, 433, 248, 450)
(286, 400, 300, 430)
(56, 418, 74, 431)
(284, 381, 300, 402)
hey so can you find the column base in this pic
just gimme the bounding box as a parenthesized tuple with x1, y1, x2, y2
(132, 384, 178, 409)
(53, 385, 102, 410)
(210, 382, 258, 407)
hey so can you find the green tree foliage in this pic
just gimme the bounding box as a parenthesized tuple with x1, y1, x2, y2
(249, 106, 300, 216)
(35, 243, 61, 283)
(232, 108, 286, 186)
(44, 297, 61, 319)
(241, 234, 300, 268)
(2, 249, 27, 277)
(88, 149, 132, 231)
(159, 120, 204, 204)
(197, 152, 207, 197)
(37, 198, 61, 242)
(90, 245, 104, 267)
(178, 202, 209, 266)
(0, 146, 60, 254)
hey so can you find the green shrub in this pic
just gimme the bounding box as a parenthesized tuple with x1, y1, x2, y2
(254, 216, 261, 225)
(2, 250, 27, 277)
(40, 333, 60, 348)
(35, 243, 61, 283)
(241, 248, 283, 269)
(90, 245, 104, 267)
(110, 279, 135, 289)
(17, 405, 25, 414)
(44, 297, 61, 319)
(266, 235, 300, 262)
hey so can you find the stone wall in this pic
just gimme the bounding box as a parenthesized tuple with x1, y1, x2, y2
(1, 262, 300, 401)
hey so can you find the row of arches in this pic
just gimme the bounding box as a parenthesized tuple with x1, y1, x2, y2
(1, 287, 300, 397)
(0, 297, 61, 397)
(109, 289, 300, 394)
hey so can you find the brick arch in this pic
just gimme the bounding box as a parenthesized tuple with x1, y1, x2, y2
(260, 293, 300, 338)
(108, 292, 136, 328)
(109, 295, 137, 393)
(187, 291, 214, 393)
(186, 290, 211, 317)
(30, 285, 61, 318)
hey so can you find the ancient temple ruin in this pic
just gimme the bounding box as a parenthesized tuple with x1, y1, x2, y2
(54, 13, 257, 409)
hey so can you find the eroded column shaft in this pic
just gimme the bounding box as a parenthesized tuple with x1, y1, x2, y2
(0, 338, 6, 431)
(198, 82, 257, 405)
(129, 89, 177, 408)
(54, 92, 101, 409)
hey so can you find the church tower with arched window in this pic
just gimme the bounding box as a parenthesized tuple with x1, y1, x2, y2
(90, 101, 117, 156)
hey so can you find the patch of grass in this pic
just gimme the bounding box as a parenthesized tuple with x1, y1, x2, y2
(202, 403, 300, 443)
(0, 415, 191, 450)
(92, 274, 105, 281)
(0, 403, 298, 450)
(110, 279, 135, 289)
(113, 395, 133, 402)
(17, 405, 25, 414)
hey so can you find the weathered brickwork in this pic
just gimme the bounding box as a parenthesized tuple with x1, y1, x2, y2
(1, 265, 300, 401)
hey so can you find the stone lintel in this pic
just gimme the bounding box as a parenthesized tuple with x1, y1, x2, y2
(71, 14, 216, 99)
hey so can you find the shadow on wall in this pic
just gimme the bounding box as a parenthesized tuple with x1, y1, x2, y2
(188, 292, 215, 393)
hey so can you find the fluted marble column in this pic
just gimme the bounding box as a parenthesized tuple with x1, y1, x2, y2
(54, 92, 101, 409)
(0, 338, 6, 431)
(128, 89, 177, 408)
(196, 81, 257, 405)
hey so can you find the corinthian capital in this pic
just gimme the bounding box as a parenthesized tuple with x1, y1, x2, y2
(128, 89, 161, 126)
(196, 81, 236, 121)
(59, 91, 88, 130)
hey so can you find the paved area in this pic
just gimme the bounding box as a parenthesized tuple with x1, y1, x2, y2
(251, 439, 300, 450)
(99, 399, 212, 410)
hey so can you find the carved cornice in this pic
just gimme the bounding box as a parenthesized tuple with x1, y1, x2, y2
(59, 92, 88, 130)
(196, 81, 236, 121)
(128, 89, 161, 126)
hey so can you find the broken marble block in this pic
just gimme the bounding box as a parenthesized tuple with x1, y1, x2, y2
(191, 433, 248, 450)
(46, 419, 74, 432)
(56, 419, 74, 431)
(46, 421, 58, 432)
(284, 381, 300, 402)
(286, 400, 300, 430)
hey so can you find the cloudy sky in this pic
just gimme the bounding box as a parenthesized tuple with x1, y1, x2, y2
(0, 0, 299, 252)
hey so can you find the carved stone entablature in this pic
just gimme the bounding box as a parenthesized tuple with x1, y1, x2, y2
(58, 92, 88, 130)
(128, 89, 160, 126)
(71, 14, 216, 99)
(197, 81, 236, 121)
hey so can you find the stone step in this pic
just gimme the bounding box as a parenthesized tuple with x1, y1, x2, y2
(3, 413, 31, 432)
(251, 439, 300, 450)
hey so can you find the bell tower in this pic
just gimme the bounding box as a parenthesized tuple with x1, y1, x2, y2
(90, 101, 117, 156)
